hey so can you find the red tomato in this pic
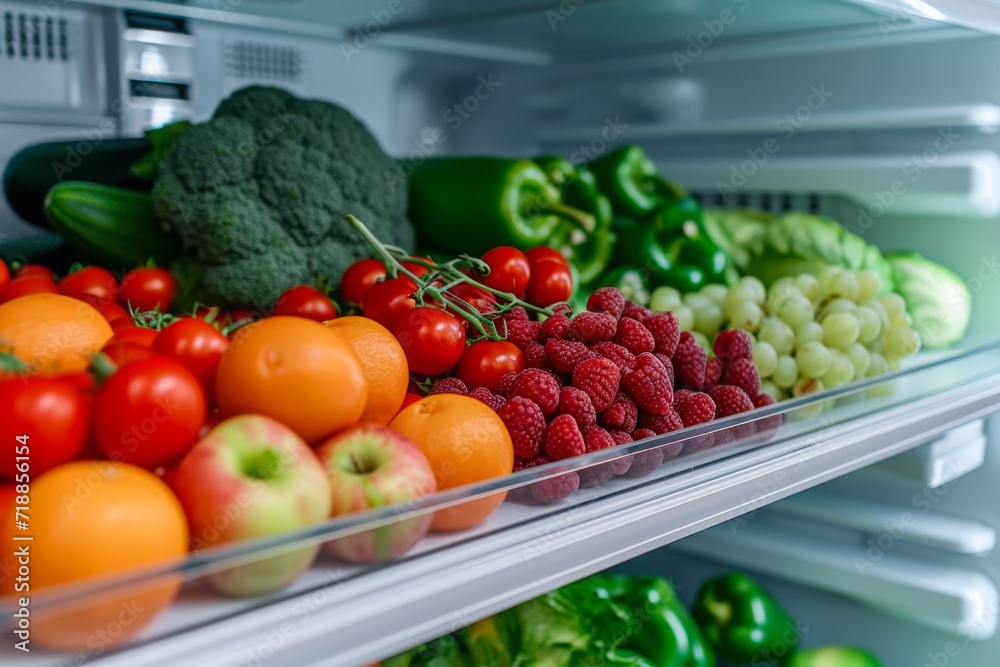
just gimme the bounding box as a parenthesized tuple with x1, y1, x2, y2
(108, 326, 159, 347)
(363, 277, 418, 330)
(93, 356, 207, 468)
(99, 302, 131, 322)
(0, 260, 8, 293)
(456, 341, 525, 393)
(480, 247, 531, 295)
(119, 267, 176, 312)
(0, 377, 90, 481)
(399, 392, 423, 412)
(55, 371, 97, 393)
(225, 309, 255, 327)
(0, 276, 58, 302)
(99, 341, 156, 369)
(525, 249, 573, 307)
(525, 246, 569, 268)
(272, 285, 337, 322)
(154, 318, 229, 395)
(59, 266, 119, 309)
(392, 307, 467, 376)
(14, 264, 55, 281)
(401, 258, 432, 279)
(448, 282, 497, 315)
(341, 259, 386, 304)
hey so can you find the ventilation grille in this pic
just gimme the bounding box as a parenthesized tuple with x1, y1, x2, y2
(690, 190, 829, 216)
(2, 11, 68, 61)
(226, 41, 302, 83)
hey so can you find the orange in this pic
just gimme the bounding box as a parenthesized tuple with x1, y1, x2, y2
(325, 316, 408, 425)
(0, 461, 188, 651)
(389, 394, 513, 531)
(0, 293, 112, 376)
(216, 316, 369, 443)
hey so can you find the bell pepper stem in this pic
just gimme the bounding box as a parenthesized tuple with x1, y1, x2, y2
(539, 203, 596, 233)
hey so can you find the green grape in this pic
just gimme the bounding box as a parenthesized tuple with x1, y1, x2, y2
(772, 355, 799, 389)
(772, 276, 796, 293)
(684, 293, 712, 311)
(675, 305, 695, 332)
(793, 377, 825, 397)
(797, 341, 832, 378)
(701, 283, 729, 307)
(760, 380, 784, 403)
(691, 330, 712, 353)
(879, 293, 908, 319)
(883, 326, 921, 365)
(819, 298, 858, 320)
(820, 349, 855, 388)
(890, 312, 913, 329)
(857, 306, 882, 344)
(758, 316, 795, 355)
(866, 352, 889, 378)
(856, 270, 882, 302)
(794, 274, 820, 303)
(752, 340, 778, 378)
(738, 276, 767, 304)
(822, 311, 861, 349)
(693, 303, 724, 336)
(650, 286, 683, 313)
(862, 298, 891, 332)
(827, 271, 859, 301)
(766, 283, 806, 316)
(723, 285, 756, 317)
(729, 300, 764, 332)
(817, 266, 845, 298)
(794, 321, 824, 345)
(777, 299, 814, 328)
(846, 342, 871, 376)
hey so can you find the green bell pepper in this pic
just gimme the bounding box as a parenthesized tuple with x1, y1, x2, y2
(589, 145, 686, 217)
(407, 157, 595, 257)
(787, 647, 883, 667)
(600, 574, 716, 667)
(691, 573, 800, 665)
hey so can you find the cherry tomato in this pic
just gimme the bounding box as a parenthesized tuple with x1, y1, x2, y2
(340, 258, 386, 304)
(108, 326, 159, 347)
(59, 266, 119, 309)
(55, 371, 97, 393)
(0, 260, 9, 293)
(99, 302, 131, 322)
(225, 309, 255, 327)
(119, 267, 177, 312)
(93, 356, 207, 468)
(154, 318, 230, 395)
(399, 392, 423, 413)
(363, 277, 418, 330)
(401, 258, 432, 279)
(480, 247, 531, 295)
(392, 306, 467, 376)
(525, 248, 573, 307)
(448, 282, 497, 315)
(525, 246, 569, 268)
(14, 264, 55, 281)
(0, 276, 58, 302)
(456, 341, 526, 393)
(0, 377, 90, 481)
(99, 341, 156, 369)
(273, 285, 337, 322)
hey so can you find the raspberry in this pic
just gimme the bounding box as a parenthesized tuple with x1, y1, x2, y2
(504, 319, 541, 349)
(673, 388, 694, 405)
(543, 414, 586, 460)
(531, 471, 580, 504)
(672, 332, 707, 390)
(653, 353, 675, 385)
(590, 342, 636, 376)
(496, 372, 518, 398)
(609, 429, 633, 445)
(578, 464, 614, 489)
(704, 356, 723, 390)
(674, 391, 715, 427)
(429, 377, 468, 396)
(513, 454, 549, 472)
(639, 409, 684, 434)
(557, 386, 597, 427)
(545, 339, 595, 374)
(622, 352, 673, 415)
(708, 384, 755, 417)
(510, 454, 550, 503)
(582, 424, 615, 452)
(753, 393, 781, 439)
(571, 311, 617, 344)
(645, 312, 681, 357)
(615, 317, 656, 355)
(754, 393, 775, 408)
(468, 387, 505, 412)
(598, 402, 625, 428)
(523, 341, 550, 370)
(586, 287, 626, 319)
(501, 306, 529, 323)
(712, 429, 737, 449)
(622, 300, 653, 323)
(571, 357, 621, 412)
(683, 434, 716, 454)
(498, 396, 546, 459)
(631, 428, 655, 440)
(622, 448, 663, 478)
(609, 429, 634, 475)
(512, 368, 560, 415)
(600, 391, 638, 431)
(713, 329, 753, 364)
(721, 357, 761, 397)
(539, 313, 572, 343)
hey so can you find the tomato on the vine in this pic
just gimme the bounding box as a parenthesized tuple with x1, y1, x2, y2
(154, 318, 230, 395)
(99, 302, 131, 322)
(0, 377, 90, 481)
(0, 260, 9, 293)
(0, 276, 58, 302)
(480, 247, 531, 295)
(14, 264, 55, 281)
(456, 341, 525, 393)
(119, 267, 176, 312)
(363, 277, 418, 330)
(99, 341, 156, 369)
(273, 285, 337, 322)
(341, 258, 386, 305)
(93, 356, 207, 468)
(59, 266, 119, 309)
(392, 306, 467, 376)
(525, 247, 573, 307)
(108, 326, 159, 347)
(448, 282, 497, 315)
(401, 258, 432, 279)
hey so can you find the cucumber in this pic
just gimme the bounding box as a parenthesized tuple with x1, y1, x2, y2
(43, 181, 182, 269)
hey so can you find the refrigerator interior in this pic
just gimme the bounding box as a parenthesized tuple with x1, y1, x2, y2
(2, 0, 1000, 665)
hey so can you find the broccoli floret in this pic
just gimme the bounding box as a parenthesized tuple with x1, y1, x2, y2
(152, 85, 413, 308)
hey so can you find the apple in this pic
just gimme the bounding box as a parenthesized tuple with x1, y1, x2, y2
(315, 424, 436, 563)
(169, 414, 332, 596)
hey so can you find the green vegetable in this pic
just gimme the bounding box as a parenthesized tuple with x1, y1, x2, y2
(466, 612, 519, 666)
(589, 145, 685, 216)
(130, 120, 193, 183)
(787, 646, 883, 667)
(152, 85, 414, 308)
(43, 181, 183, 268)
(601, 574, 715, 667)
(885, 251, 970, 348)
(382, 633, 471, 667)
(691, 573, 800, 664)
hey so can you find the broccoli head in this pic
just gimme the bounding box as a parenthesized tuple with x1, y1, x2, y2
(152, 85, 414, 308)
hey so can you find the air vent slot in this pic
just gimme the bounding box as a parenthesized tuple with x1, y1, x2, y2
(124, 11, 188, 34)
(130, 79, 189, 100)
(690, 190, 830, 216)
(226, 41, 302, 83)
(2, 10, 68, 60)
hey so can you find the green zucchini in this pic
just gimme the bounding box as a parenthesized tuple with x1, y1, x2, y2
(43, 181, 182, 269)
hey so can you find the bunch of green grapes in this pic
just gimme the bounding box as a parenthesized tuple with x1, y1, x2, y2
(650, 268, 921, 402)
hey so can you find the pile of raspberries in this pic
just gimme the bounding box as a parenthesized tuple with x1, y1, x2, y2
(428, 287, 774, 504)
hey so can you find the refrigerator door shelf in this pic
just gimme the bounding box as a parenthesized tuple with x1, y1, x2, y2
(868, 419, 988, 488)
